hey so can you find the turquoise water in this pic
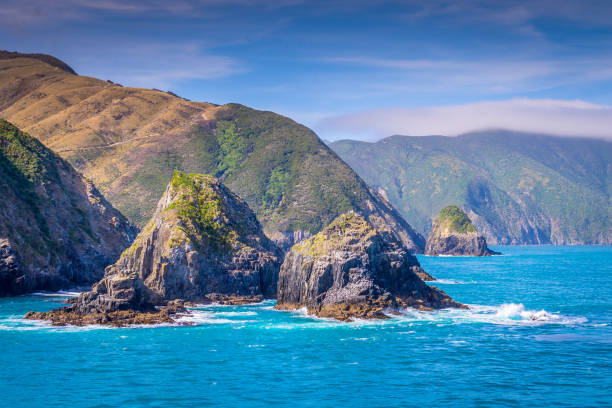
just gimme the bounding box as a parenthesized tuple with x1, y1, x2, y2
(1, 246, 610, 407)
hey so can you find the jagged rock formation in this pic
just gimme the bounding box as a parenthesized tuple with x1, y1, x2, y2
(425, 206, 500, 256)
(0, 120, 135, 296)
(0, 52, 425, 253)
(27, 171, 282, 325)
(276, 212, 464, 321)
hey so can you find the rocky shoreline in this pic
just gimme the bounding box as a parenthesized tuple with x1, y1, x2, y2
(24, 172, 281, 326)
(25, 295, 267, 327)
(23, 175, 464, 326)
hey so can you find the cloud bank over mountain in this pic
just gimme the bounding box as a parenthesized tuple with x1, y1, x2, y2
(314, 99, 612, 141)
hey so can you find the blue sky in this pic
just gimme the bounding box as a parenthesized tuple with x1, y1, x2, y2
(3, 0, 612, 140)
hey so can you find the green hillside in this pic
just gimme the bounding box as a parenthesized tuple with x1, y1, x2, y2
(0, 120, 135, 295)
(0, 53, 424, 252)
(331, 131, 612, 245)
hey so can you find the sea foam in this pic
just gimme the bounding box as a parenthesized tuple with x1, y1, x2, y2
(396, 303, 587, 326)
(30, 290, 83, 298)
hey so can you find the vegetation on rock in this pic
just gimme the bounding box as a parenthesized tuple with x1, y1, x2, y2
(276, 212, 463, 320)
(425, 205, 499, 256)
(26, 172, 282, 325)
(435, 205, 477, 234)
(168, 172, 236, 252)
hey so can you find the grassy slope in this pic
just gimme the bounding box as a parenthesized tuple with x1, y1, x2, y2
(331, 131, 612, 245)
(0, 55, 424, 251)
(0, 119, 134, 293)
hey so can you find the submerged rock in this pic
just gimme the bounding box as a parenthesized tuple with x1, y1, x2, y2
(275, 212, 464, 321)
(425, 205, 500, 256)
(0, 120, 136, 296)
(27, 171, 282, 325)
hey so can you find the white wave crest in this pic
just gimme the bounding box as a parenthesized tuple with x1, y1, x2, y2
(430, 279, 465, 284)
(397, 303, 587, 326)
(214, 311, 258, 317)
(175, 309, 253, 325)
(30, 290, 83, 298)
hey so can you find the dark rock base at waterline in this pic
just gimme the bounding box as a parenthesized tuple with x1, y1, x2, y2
(25, 295, 267, 327)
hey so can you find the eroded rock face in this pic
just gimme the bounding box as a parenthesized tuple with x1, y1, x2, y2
(275, 212, 464, 321)
(425, 206, 500, 256)
(0, 120, 136, 296)
(27, 171, 282, 325)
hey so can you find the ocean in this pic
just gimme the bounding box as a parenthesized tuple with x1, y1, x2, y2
(1, 245, 610, 407)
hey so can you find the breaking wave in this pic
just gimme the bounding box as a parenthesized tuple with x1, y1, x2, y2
(395, 303, 587, 326)
(0, 300, 586, 331)
(30, 290, 83, 298)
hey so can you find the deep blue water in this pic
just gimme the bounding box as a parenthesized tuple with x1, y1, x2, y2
(1, 246, 610, 407)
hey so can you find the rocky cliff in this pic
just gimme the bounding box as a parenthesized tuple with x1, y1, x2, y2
(0, 120, 135, 295)
(0, 52, 425, 253)
(27, 171, 282, 325)
(276, 212, 464, 321)
(425, 206, 499, 256)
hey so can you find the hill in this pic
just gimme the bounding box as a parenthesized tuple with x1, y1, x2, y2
(0, 52, 424, 252)
(0, 120, 135, 295)
(331, 131, 612, 245)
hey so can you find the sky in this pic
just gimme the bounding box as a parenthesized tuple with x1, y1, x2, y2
(3, 0, 612, 141)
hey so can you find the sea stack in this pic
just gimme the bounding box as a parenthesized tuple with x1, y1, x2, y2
(425, 205, 500, 256)
(26, 171, 282, 326)
(276, 212, 465, 321)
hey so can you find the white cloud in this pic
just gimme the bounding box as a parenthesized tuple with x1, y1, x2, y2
(316, 56, 612, 96)
(314, 98, 612, 141)
(0, 0, 304, 25)
(72, 42, 244, 89)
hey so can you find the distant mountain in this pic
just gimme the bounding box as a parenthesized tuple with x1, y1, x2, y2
(0, 52, 424, 252)
(331, 131, 612, 245)
(0, 120, 135, 295)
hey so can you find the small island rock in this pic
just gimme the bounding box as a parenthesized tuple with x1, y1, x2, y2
(425, 205, 500, 256)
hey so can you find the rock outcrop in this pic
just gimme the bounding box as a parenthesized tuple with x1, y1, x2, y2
(0, 120, 136, 296)
(275, 212, 464, 321)
(425, 205, 500, 256)
(26, 171, 282, 326)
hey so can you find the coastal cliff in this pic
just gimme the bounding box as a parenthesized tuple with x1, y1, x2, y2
(26, 171, 282, 326)
(425, 206, 500, 256)
(276, 212, 464, 321)
(0, 120, 135, 295)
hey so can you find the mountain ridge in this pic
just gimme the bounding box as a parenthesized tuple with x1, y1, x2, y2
(0, 52, 425, 253)
(331, 130, 612, 245)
